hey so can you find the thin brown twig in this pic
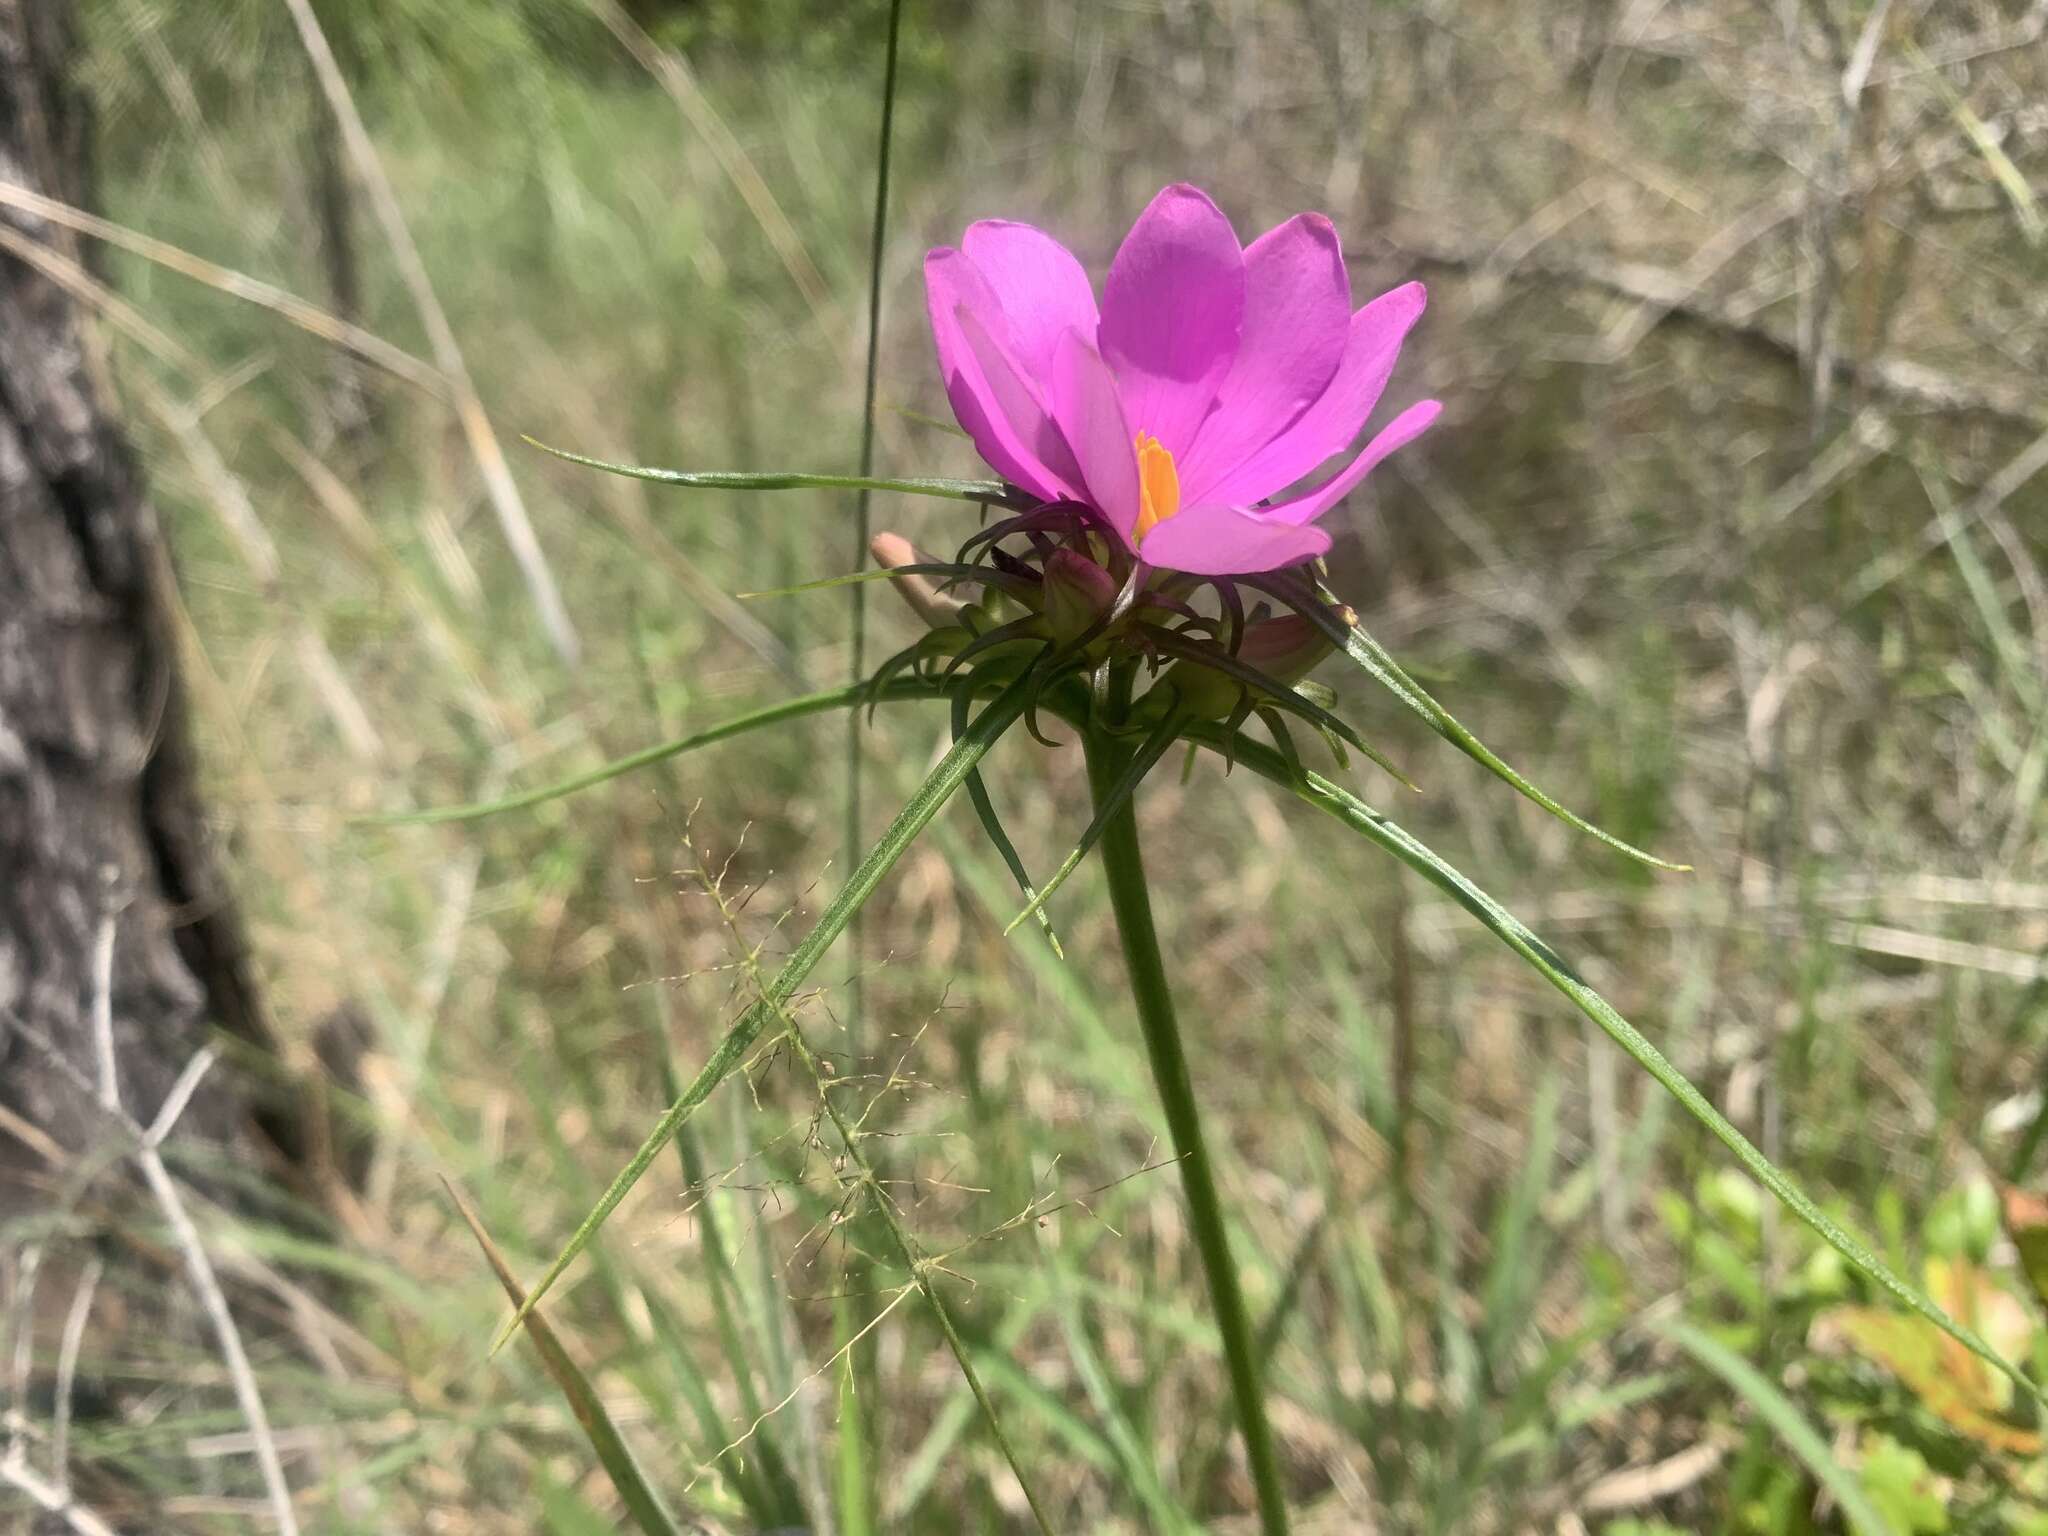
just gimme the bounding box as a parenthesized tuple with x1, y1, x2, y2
(0, 179, 447, 397)
(0, 1454, 120, 1536)
(581, 0, 838, 340)
(1385, 227, 2044, 426)
(277, 0, 581, 667)
(0, 222, 197, 372)
(87, 911, 302, 1536)
(49, 1258, 102, 1497)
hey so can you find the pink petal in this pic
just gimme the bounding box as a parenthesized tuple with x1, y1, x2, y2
(961, 220, 1099, 379)
(1176, 212, 1351, 507)
(956, 307, 1087, 496)
(1198, 281, 1427, 510)
(1097, 184, 1245, 459)
(925, 247, 1081, 502)
(1138, 504, 1333, 577)
(1050, 328, 1141, 545)
(1261, 399, 1442, 526)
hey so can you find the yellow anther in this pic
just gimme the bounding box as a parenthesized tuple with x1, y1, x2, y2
(1133, 431, 1181, 545)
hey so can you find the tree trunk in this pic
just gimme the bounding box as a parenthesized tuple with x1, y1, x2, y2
(0, 0, 272, 1202)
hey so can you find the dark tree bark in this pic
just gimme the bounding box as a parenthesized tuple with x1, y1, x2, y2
(0, 0, 273, 1203)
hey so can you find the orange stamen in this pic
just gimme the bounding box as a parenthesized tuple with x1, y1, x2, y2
(1133, 431, 1181, 544)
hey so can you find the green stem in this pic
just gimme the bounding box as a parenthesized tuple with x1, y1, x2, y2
(846, 0, 907, 1055)
(1083, 731, 1290, 1536)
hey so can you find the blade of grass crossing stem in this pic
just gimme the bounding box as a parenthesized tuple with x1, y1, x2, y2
(953, 684, 1063, 956)
(1657, 1319, 1897, 1536)
(1185, 1211, 1328, 1503)
(443, 1179, 684, 1536)
(1191, 721, 2035, 1400)
(698, 826, 1057, 1534)
(967, 1349, 1123, 1477)
(1002, 707, 1185, 935)
(493, 672, 1034, 1352)
(1251, 574, 1687, 871)
(1921, 459, 2040, 702)
(367, 678, 941, 825)
(724, 1088, 822, 1507)
(525, 437, 1012, 505)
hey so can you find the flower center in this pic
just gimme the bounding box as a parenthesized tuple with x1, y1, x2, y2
(1133, 432, 1181, 545)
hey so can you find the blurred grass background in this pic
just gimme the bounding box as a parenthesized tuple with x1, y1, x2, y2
(19, 0, 2048, 1529)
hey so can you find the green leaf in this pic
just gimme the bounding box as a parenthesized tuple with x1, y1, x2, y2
(1656, 1320, 1898, 1536)
(1332, 619, 1687, 870)
(444, 1178, 684, 1536)
(490, 669, 1034, 1351)
(1251, 573, 1689, 871)
(1857, 1435, 1948, 1535)
(525, 436, 1016, 505)
(1187, 718, 2038, 1405)
(1002, 705, 1185, 936)
(953, 684, 1062, 957)
(363, 677, 940, 825)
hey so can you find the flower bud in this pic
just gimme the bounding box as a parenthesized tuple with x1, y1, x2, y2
(1233, 614, 1333, 687)
(870, 531, 965, 630)
(1166, 614, 1336, 719)
(1039, 548, 1118, 646)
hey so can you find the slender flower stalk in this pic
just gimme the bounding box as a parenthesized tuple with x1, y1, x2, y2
(1084, 728, 1291, 1536)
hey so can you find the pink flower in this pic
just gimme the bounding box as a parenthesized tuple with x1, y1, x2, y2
(926, 183, 1440, 578)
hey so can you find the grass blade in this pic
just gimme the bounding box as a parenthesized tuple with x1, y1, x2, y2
(1185, 720, 2037, 1402)
(526, 436, 1015, 505)
(1001, 706, 1185, 936)
(1907, 39, 2043, 245)
(953, 684, 1063, 957)
(1249, 573, 1689, 870)
(443, 1178, 684, 1536)
(1479, 1072, 1560, 1366)
(364, 677, 941, 825)
(834, 1295, 874, 1536)
(1050, 1270, 1199, 1534)
(844, 0, 910, 1065)
(1657, 1319, 1897, 1536)
(490, 669, 1035, 1351)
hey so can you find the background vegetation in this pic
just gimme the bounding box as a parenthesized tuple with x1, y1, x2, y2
(9, 0, 2048, 1529)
